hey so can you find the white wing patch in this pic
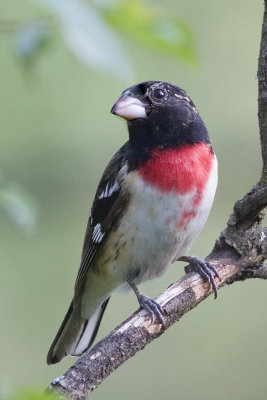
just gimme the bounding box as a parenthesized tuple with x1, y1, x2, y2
(92, 223, 105, 243)
(98, 181, 119, 199)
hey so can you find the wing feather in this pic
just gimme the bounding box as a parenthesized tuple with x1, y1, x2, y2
(74, 143, 130, 290)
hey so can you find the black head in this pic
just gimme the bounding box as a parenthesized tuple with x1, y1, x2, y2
(111, 81, 210, 149)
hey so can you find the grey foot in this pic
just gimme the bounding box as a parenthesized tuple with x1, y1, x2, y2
(179, 255, 220, 299)
(128, 281, 165, 324)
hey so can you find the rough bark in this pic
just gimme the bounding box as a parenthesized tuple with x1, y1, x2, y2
(47, 2, 267, 398)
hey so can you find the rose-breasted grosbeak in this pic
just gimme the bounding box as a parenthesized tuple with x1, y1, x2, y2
(47, 81, 218, 365)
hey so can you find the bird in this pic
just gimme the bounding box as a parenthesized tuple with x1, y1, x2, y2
(47, 80, 218, 365)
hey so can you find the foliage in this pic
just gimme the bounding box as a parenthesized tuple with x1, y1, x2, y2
(0, 178, 38, 233)
(102, 0, 196, 66)
(10, 0, 196, 78)
(13, 19, 51, 68)
(8, 388, 59, 400)
(31, 0, 133, 79)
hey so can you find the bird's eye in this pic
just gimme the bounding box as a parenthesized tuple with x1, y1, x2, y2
(152, 88, 167, 100)
(148, 86, 168, 104)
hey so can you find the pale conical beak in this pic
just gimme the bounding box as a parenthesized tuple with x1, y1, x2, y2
(111, 95, 147, 120)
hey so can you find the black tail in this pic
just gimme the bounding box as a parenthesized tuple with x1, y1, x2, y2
(47, 298, 110, 365)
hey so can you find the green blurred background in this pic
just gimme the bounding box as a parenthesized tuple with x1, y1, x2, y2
(1, 0, 266, 399)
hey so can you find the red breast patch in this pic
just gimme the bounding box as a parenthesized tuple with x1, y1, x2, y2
(137, 143, 213, 201)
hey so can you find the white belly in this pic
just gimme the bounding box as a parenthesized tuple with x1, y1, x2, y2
(82, 156, 217, 317)
(97, 155, 217, 284)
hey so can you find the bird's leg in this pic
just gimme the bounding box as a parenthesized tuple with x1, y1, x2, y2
(128, 281, 165, 325)
(178, 255, 220, 299)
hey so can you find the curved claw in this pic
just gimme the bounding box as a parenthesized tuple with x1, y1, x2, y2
(138, 295, 165, 325)
(179, 256, 220, 299)
(128, 281, 165, 325)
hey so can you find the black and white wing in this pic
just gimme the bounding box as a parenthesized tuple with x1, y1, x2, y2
(74, 143, 130, 290)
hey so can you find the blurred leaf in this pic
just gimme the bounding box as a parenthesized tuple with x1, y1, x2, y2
(13, 20, 51, 66)
(10, 388, 59, 400)
(0, 183, 38, 233)
(33, 0, 133, 80)
(102, 0, 197, 66)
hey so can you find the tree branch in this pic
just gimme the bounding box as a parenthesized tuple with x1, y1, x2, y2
(47, 2, 267, 398)
(46, 254, 238, 399)
(258, 0, 267, 182)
